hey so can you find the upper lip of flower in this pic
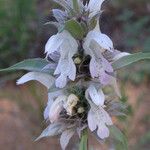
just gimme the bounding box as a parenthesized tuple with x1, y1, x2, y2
(45, 30, 78, 88)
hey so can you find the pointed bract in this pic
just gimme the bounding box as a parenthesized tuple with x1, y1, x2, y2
(60, 129, 75, 150)
(17, 72, 55, 89)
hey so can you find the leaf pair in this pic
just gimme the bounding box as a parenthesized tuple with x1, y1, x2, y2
(1, 52, 150, 73)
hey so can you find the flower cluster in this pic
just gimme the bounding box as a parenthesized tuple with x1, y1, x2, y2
(16, 0, 130, 149)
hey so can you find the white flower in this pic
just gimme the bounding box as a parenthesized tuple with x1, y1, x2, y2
(83, 21, 114, 85)
(86, 85, 113, 139)
(44, 90, 64, 120)
(83, 21, 113, 54)
(88, 0, 105, 17)
(49, 95, 67, 123)
(17, 72, 55, 89)
(45, 30, 78, 88)
(64, 94, 79, 116)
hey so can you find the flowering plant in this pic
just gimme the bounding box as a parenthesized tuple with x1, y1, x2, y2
(1, 0, 150, 149)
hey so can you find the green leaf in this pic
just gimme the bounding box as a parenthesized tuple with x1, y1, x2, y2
(35, 123, 62, 141)
(109, 125, 128, 150)
(112, 52, 150, 70)
(0, 58, 50, 73)
(79, 128, 88, 150)
(65, 19, 84, 39)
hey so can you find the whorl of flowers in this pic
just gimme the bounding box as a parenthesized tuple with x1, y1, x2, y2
(2, 0, 150, 150)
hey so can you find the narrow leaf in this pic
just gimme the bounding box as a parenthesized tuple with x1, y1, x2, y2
(0, 58, 51, 73)
(65, 19, 84, 39)
(35, 123, 62, 141)
(112, 52, 150, 70)
(79, 129, 88, 150)
(109, 125, 128, 150)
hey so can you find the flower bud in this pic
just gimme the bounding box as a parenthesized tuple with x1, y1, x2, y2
(77, 107, 85, 114)
(74, 57, 82, 65)
(65, 94, 79, 116)
(49, 95, 67, 123)
(67, 94, 79, 107)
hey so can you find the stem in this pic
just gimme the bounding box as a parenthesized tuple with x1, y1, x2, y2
(79, 128, 88, 150)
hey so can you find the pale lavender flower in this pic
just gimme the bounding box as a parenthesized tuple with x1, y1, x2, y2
(83, 21, 114, 86)
(86, 85, 113, 139)
(45, 30, 78, 88)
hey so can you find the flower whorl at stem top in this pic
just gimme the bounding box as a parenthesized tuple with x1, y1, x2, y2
(45, 30, 78, 88)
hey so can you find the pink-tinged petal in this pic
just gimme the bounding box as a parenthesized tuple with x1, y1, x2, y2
(90, 57, 98, 78)
(99, 69, 112, 85)
(88, 109, 97, 131)
(17, 72, 55, 89)
(102, 57, 113, 73)
(60, 129, 75, 150)
(97, 124, 110, 139)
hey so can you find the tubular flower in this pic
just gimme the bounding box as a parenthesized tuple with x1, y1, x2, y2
(45, 30, 78, 88)
(83, 21, 115, 85)
(86, 85, 113, 139)
(49, 95, 67, 123)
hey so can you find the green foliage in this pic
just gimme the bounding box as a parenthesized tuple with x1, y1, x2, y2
(79, 129, 88, 150)
(0, 0, 37, 68)
(112, 53, 150, 70)
(109, 125, 128, 150)
(65, 19, 85, 39)
(0, 58, 50, 73)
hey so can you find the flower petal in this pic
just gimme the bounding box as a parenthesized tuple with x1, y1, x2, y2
(49, 95, 67, 123)
(55, 74, 67, 88)
(99, 107, 113, 126)
(88, 85, 105, 106)
(88, 0, 105, 17)
(97, 124, 110, 139)
(60, 129, 75, 150)
(45, 34, 63, 54)
(44, 90, 64, 120)
(88, 109, 97, 131)
(17, 72, 55, 89)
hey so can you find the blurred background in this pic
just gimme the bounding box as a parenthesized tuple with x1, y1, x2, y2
(0, 0, 150, 149)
